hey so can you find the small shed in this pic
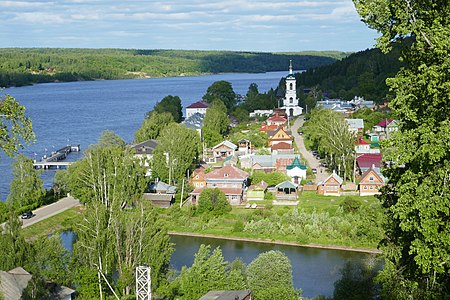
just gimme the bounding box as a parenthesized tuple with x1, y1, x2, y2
(247, 180, 268, 201)
(199, 290, 252, 300)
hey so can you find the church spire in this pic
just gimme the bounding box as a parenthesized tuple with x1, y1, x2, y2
(289, 60, 293, 74)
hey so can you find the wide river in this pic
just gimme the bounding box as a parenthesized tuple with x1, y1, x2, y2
(1, 71, 289, 200)
(5, 72, 381, 298)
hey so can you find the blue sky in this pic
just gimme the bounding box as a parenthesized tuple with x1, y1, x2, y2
(0, 0, 379, 52)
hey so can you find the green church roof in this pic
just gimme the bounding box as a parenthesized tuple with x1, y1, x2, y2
(286, 157, 307, 170)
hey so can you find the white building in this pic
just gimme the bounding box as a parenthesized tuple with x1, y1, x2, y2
(185, 100, 209, 118)
(280, 61, 303, 117)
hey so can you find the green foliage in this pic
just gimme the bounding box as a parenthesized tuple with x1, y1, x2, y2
(68, 146, 147, 206)
(340, 197, 362, 213)
(0, 48, 343, 87)
(198, 188, 232, 216)
(250, 171, 290, 186)
(353, 0, 450, 297)
(246, 250, 299, 300)
(333, 258, 380, 300)
(203, 81, 236, 111)
(232, 220, 245, 232)
(152, 123, 201, 184)
(172, 244, 229, 299)
(202, 100, 229, 147)
(53, 169, 70, 196)
(304, 108, 354, 180)
(96, 130, 126, 148)
(134, 111, 175, 143)
(351, 108, 394, 132)
(7, 154, 45, 209)
(295, 46, 403, 103)
(152, 95, 183, 123)
(242, 83, 278, 111)
(0, 94, 35, 157)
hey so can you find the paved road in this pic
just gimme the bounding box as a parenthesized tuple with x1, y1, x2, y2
(22, 196, 80, 228)
(291, 117, 329, 183)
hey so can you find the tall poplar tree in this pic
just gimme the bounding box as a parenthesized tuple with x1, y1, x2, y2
(353, 0, 450, 297)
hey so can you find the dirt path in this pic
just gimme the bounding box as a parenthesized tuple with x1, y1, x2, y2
(291, 117, 329, 183)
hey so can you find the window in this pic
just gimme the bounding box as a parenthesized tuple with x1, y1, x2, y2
(289, 83, 293, 90)
(369, 176, 374, 182)
(370, 186, 374, 190)
(224, 173, 229, 177)
(364, 186, 368, 190)
(290, 97, 293, 104)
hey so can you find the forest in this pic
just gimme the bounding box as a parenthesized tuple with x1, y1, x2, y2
(0, 48, 348, 87)
(293, 43, 406, 103)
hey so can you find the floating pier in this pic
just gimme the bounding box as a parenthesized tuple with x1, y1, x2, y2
(33, 144, 80, 169)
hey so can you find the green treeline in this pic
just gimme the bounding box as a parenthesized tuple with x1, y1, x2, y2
(0, 48, 348, 87)
(295, 45, 405, 103)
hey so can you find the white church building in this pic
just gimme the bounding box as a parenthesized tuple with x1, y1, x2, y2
(281, 61, 303, 117)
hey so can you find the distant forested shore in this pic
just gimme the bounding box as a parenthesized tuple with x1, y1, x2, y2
(0, 48, 348, 87)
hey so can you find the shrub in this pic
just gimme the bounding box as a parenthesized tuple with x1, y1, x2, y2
(197, 188, 231, 215)
(340, 197, 362, 213)
(232, 220, 245, 232)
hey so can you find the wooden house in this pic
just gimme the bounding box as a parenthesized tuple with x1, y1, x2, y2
(246, 180, 268, 201)
(267, 113, 287, 127)
(268, 127, 292, 147)
(212, 140, 237, 158)
(359, 167, 385, 196)
(143, 181, 176, 208)
(317, 171, 343, 196)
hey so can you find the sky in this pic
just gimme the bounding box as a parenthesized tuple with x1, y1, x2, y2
(0, 0, 380, 52)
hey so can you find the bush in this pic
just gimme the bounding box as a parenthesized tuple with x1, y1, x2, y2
(340, 197, 362, 213)
(232, 221, 244, 232)
(197, 188, 231, 216)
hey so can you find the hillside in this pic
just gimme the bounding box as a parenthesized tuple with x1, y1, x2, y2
(294, 45, 405, 103)
(0, 48, 348, 87)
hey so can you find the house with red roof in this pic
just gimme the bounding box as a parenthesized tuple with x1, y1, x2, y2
(186, 100, 209, 118)
(259, 124, 279, 132)
(355, 138, 371, 154)
(356, 153, 383, 173)
(190, 165, 249, 205)
(271, 141, 293, 154)
(267, 113, 288, 127)
(372, 119, 399, 134)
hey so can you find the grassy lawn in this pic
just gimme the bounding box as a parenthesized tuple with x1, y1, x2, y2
(22, 206, 84, 240)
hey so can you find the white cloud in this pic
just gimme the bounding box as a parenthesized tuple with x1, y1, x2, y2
(0, 1, 53, 8)
(12, 12, 69, 24)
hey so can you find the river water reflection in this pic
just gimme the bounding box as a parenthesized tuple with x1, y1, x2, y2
(60, 231, 381, 298)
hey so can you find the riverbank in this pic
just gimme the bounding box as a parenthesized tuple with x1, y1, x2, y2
(169, 231, 382, 254)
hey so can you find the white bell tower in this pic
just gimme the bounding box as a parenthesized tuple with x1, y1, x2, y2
(281, 60, 303, 116)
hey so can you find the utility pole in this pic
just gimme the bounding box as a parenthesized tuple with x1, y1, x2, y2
(180, 178, 185, 208)
(136, 265, 151, 300)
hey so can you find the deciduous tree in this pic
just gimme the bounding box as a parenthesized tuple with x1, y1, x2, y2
(134, 111, 175, 143)
(0, 94, 35, 157)
(202, 100, 229, 147)
(152, 123, 201, 184)
(151, 95, 183, 123)
(197, 188, 231, 216)
(8, 154, 45, 209)
(353, 0, 450, 297)
(246, 250, 299, 300)
(203, 81, 236, 111)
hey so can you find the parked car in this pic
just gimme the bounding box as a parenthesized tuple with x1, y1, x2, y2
(21, 211, 33, 219)
(312, 168, 317, 174)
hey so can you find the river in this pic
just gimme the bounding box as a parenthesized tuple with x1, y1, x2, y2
(1, 71, 289, 200)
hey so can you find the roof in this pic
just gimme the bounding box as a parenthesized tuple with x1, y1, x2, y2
(346, 118, 364, 129)
(355, 138, 370, 145)
(268, 113, 287, 123)
(267, 127, 292, 139)
(212, 140, 237, 151)
(148, 181, 177, 194)
(187, 100, 209, 109)
(204, 165, 249, 180)
(200, 290, 252, 300)
(246, 154, 297, 168)
(0, 267, 32, 300)
(376, 119, 397, 127)
(319, 171, 344, 185)
(183, 112, 205, 129)
(275, 180, 298, 189)
(259, 124, 279, 132)
(360, 167, 385, 185)
(286, 157, 307, 170)
(248, 180, 268, 191)
(130, 139, 158, 155)
(357, 153, 383, 169)
(271, 142, 293, 150)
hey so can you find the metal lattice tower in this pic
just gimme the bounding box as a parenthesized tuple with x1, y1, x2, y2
(136, 265, 151, 300)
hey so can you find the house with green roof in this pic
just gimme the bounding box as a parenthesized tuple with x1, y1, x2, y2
(286, 156, 307, 184)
